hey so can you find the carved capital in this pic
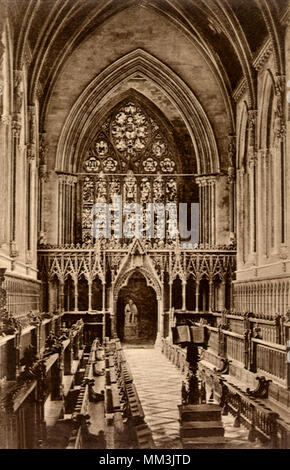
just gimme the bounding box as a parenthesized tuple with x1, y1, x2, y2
(12, 119, 21, 138)
(227, 166, 235, 183)
(1, 113, 11, 126)
(195, 175, 216, 187)
(27, 144, 36, 162)
(274, 116, 286, 141)
(66, 174, 78, 185)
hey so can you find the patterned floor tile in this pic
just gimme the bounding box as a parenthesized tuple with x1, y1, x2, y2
(124, 347, 268, 449)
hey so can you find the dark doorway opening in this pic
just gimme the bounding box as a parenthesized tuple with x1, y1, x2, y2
(117, 271, 157, 343)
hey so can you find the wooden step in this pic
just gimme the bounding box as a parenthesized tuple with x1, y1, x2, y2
(178, 404, 222, 422)
(181, 436, 226, 449)
(180, 421, 224, 438)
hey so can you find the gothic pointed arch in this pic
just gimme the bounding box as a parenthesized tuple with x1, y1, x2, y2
(56, 49, 220, 175)
(113, 266, 162, 302)
(259, 69, 276, 150)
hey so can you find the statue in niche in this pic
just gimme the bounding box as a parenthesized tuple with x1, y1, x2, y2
(124, 170, 137, 202)
(124, 298, 138, 340)
(95, 173, 107, 202)
(110, 178, 121, 199)
(153, 175, 164, 203)
(166, 178, 177, 202)
(125, 298, 138, 325)
(140, 177, 151, 204)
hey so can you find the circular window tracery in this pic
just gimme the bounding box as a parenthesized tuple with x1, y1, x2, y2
(82, 99, 180, 175)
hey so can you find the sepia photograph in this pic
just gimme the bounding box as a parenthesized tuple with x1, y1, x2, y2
(0, 0, 289, 458)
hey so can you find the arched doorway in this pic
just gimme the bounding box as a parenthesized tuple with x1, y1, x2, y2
(116, 271, 158, 343)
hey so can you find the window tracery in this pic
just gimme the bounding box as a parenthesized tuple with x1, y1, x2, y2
(81, 99, 181, 242)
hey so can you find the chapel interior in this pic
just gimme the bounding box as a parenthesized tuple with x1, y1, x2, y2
(0, 0, 289, 450)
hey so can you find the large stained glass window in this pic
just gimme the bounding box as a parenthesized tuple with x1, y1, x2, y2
(80, 99, 182, 243)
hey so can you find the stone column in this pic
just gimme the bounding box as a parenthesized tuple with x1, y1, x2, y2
(26, 105, 37, 262)
(160, 285, 165, 339)
(198, 183, 203, 244)
(102, 282, 106, 341)
(196, 177, 205, 244)
(70, 177, 77, 244)
(38, 164, 47, 243)
(155, 298, 164, 347)
(58, 175, 64, 244)
(208, 279, 214, 313)
(74, 277, 78, 312)
(248, 155, 257, 255)
(59, 279, 64, 312)
(228, 167, 236, 239)
(168, 307, 175, 342)
(48, 279, 55, 313)
(196, 176, 214, 245)
(256, 149, 264, 261)
(228, 134, 236, 239)
(236, 168, 245, 264)
(26, 150, 35, 261)
(248, 110, 258, 257)
(195, 280, 200, 313)
(169, 281, 172, 311)
(38, 133, 48, 245)
(182, 279, 186, 311)
(273, 75, 286, 249)
(10, 119, 21, 258)
(88, 279, 92, 312)
(215, 174, 230, 246)
(111, 298, 117, 338)
(218, 281, 226, 311)
(210, 177, 216, 245)
(259, 149, 269, 256)
(102, 282, 106, 311)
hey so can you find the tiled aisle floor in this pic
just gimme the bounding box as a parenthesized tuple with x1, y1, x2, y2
(124, 346, 183, 449)
(124, 345, 268, 449)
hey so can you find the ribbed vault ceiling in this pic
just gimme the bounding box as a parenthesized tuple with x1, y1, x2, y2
(2, 0, 287, 174)
(7, 0, 286, 111)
